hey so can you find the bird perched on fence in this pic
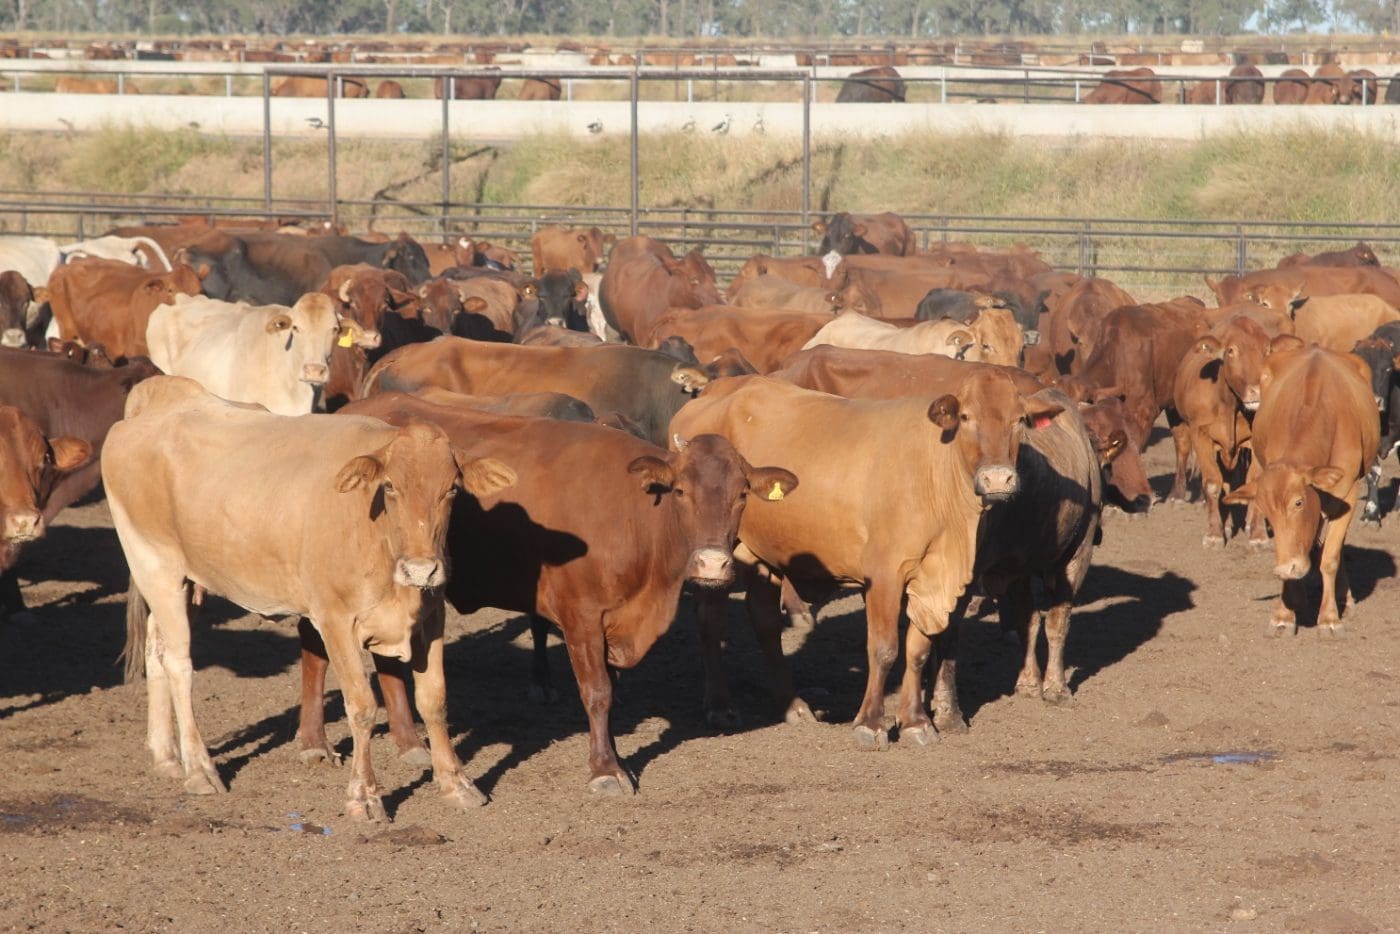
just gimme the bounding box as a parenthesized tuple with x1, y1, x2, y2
(711, 114, 731, 134)
(587, 119, 603, 134)
(306, 117, 326, 130)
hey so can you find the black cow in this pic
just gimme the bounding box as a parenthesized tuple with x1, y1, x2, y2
(1353, 321, 1400, 523)
(184, 232, 431, 305)
(512, 269, 591, 338)
(835, 66, 906, 103)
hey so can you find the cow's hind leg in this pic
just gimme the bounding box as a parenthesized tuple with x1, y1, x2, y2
(852, 576, 902, 751)
(528, 615, 558, 703)
(413, 603, 485, 808)
(745, 572, 813, 725)
(296, 618, 339, 765)
(1361, 459, 1383, 524)
(375, 651, 429, 768)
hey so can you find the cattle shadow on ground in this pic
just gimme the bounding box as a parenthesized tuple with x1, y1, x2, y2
(10, 524, 128, 595)
(0, 599, 127, 717)
(949, 565, 1194, 724)
(1248, 544, 1398, 631)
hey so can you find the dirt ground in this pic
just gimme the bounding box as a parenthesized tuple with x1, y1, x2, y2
(1, 424, 1397, 933)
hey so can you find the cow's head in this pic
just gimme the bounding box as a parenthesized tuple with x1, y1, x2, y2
(1242, 284, 1307, 317)
(815, 214, 872, 256)
(515, 269, 590, 337)
(380, 233, 431, 285)
(0, 406, 92, 547)
(266, 293, 354, 392)
(1079, 396, 1151, 510)
(1224, 465, 1349, 580)
(1351, 241, 1380, 266)
(0, 271, 34, 349)
(334, 421, 515, 656)
(663, 250, 723, 309)
(930, 373, 1064, 503)
(1351, 335, 1400, 411)
(415, 278, 464, 333)
(1196, 314, 1274, 412)
(631, 433, 797, 588)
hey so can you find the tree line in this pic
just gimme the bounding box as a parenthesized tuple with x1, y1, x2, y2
(12, 0, 1399, 41)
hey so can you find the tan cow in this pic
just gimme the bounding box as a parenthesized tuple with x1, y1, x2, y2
(801, 312, 981, 359)
(674, 374, 1062, 747)
(1223, 344, 1379, 635)
(729, 275, 882, 317)
(530, 226, 614, 275)
(1291, 294, 1400, 351)
(105, 376, 515, 818)
(642, 305, 832, 373)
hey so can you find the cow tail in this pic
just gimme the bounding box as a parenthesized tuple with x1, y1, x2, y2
(121, 576, 149, 683)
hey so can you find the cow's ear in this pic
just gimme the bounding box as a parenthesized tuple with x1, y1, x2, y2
(336, 455, 384, 492)
(458, 296, 487, 314)
(521, 282, 538, 299)
(1289, 291, 1308, 313)
(1196, 335, 1223, 358)
(628, 455, 675, 493)
(811, 221, 826, 234)
(1269, 334, 1304, 355)
(576, 233, 588, 244)
(1025, 396, 1064, 429)
(48, 437, 93, 473)
(670, 365, 709, 395)
(1222, 482, 1255, 505)
(266, 314, 292, 333)
(825, 291, 841, 307)
(388, 287, 417, 309)
(573, 279, 590, 302)
(1095, 429, 1128, 464)
(455, 453, 517, 497)
(949, 329, 976, 360)
(747, 466, 798, 502)
(1307, 466, 1345, 491)
(927, 394, 960, 431)
(32, 286, 49, 303)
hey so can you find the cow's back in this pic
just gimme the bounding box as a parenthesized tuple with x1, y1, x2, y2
(1254, 347, 1379, 480)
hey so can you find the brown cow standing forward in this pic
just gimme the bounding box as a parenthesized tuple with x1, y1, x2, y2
(1223, 344, 1379, 636)
(106, 376, 516, 818)
(303, 393, 797, 793)
(674, 374, 1062, 748)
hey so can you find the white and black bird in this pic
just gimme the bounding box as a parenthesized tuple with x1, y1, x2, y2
(680, 117, 696, 133)
(711, 113, 731, 135)
(305, 117, 326, 130)
(587, 119, 604, 134)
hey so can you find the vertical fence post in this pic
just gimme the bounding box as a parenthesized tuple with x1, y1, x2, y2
(326, 73, 338, 228)
(1236, 225, 1246, 275)
(441, 81, 451, 234)
(225, 74, 233, 96)
(118, 73, 125, 95)
(262, 72, 272, 213)
(1078, 223, 1089, 276)
(630, 70, 639, 237)
(801, 73, 811, 253)
(941, 68, 947, 103)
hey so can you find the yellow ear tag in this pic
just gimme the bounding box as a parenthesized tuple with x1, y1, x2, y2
(338, 331, 354, 348)
(767, 482, 785, 501)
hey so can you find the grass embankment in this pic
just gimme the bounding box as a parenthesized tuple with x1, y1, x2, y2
(1, 125, 1395, 291)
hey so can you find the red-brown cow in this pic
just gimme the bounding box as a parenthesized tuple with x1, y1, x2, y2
(813, 212, 915, 256)
(598, 236, 722, 342)
(1083, 67, 1161, 103)
(1273, 68, 1310, 104)
(642, 305, 832, 373)
(1223, 344, 1379, 636)
(47, 258, 204, 359)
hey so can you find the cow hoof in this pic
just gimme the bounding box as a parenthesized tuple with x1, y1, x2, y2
(527, 683, 559, 704)
(705, 706, 740, 731)
(933, 712, 969, 735)
(183, 769, 225, 796)
(1042, 687, 1075, 707)
(900, 724, 938, 747)
(587, 774, 632, 796)
(787, 608, 816, 631)
(1318, 623, 1346, 640)
(1202, 534, 1225, 549)
(152, 757, 184, 780)
(1263, 621, 1296, 639)
(347, 795, 388, 823)
(298, 746, 341, 767)
(1248, 537, 1270, 551)
(852, 725, 890, 751)
(442, 777, 488, 809)
(784, 697, 818, 725)
(1014, 678, 1041, 699)
(398, 746, 432, 770)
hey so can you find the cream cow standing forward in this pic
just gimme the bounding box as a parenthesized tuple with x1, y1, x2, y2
(104, 376, 515, 820)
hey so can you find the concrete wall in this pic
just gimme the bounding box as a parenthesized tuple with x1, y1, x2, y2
(3, 92, 1398, 142)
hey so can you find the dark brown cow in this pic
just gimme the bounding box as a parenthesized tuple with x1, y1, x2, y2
(375, 80, 405, 98)
(642, 305, 831, 373)
(835, 66, 906, 102)
(598, 236, 722, 342)
(46, 338, 114, 367)
(1227, 63, 1265, 104)
(0, 405, 93, 620)
(520, 77, 562, 100)
(1058, 299, 1209, 449)
(1222, 345, 1379, 635)
(1083, 68, 1161, 104)
(272, 76, 367, 98)
(813, 212, 914, 256)
(305, 393, 796, 792)
(0, 349, 159, 618)
(674, 373, 1061, 746)
(1348, 69, 1379, 105)
(0, 270, 33, 349)
(1305, 64, 1346, 104)
(363, 337, 708, 446)
(434, 72, 501, 99)
(1273, 68, 1311, 104)
(530, 227, 614, 275)
(47, 258, 204, 360)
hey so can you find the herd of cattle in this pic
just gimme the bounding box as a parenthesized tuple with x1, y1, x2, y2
(1, 210, 1397, 821)
(1085, 63, 1400, 104)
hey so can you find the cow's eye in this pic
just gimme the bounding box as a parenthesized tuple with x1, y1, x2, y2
(383, 482, 398, 497)
(1293, 497, 1304, 509)
(960, 413, 969, 422)
(673, 488, 686, 498)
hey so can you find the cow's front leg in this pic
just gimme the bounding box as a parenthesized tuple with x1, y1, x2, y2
(413, 603, 485, 808)
(562, 615, 633, 794)
(852, 576, 902, 750)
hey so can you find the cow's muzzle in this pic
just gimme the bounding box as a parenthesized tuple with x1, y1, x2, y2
(1, 328, 25, 349)
(974, 464, 1019, 501)
(687, 548, 735, 588)
(3, 511, 43, 544)
(1273, 557, 1309, 581)
(394, 557, 445, 590)
(300, 362, 329, 385)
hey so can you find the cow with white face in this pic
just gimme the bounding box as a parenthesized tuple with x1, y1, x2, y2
(148, 293, 376, 415)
